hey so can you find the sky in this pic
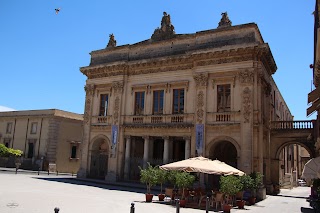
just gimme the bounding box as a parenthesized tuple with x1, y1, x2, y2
(0, 1, 316, 120)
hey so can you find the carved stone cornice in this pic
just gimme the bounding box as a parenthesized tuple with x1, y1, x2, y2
(91, 125, 111, 131)
(193, 73, 208, 87)
(81, 46, 276, 79)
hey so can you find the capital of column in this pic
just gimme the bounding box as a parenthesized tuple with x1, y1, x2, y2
(183, 136, 191, 141)
(142, 135, 150, 140)
(162, 136, 170, 140)
(125, 135, 131, 140)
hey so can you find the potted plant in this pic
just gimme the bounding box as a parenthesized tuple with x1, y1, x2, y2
(174, 171, 195, 207)
(154, 167, 167, 201)
(166, 170, 180, 200)
(248, 171, 263, 205)
(220, 175, 243, 213)
(139, 163, 158, 202)
(237, 175, 253, 209)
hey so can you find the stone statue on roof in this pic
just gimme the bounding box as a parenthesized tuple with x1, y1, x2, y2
(218, 12, 232, 28)
(151, 12, 175, 41)
(107, 33, 116, 48)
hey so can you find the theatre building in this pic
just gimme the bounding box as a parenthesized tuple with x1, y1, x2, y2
(78, 12, 293, 185)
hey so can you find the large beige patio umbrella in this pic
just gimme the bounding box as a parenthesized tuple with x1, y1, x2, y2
(159, 156, 245, 176)
(302, 156, 320, 181)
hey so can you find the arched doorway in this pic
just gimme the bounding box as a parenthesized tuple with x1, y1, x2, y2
(208, 140, 238, 189)
(89, 137, 109, 179)
(275, 142, 312, 188)
(210, 141, 238, 168)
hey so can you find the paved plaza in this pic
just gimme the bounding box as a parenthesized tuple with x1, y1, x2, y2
(0, 172, 314, 213)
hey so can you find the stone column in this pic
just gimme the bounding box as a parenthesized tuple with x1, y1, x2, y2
(163, 136, 169, 164)
(124, 136, 131, 179)
(143, 136, 149, 169)
(184, 136, 191, 159)
(77, 84, 95, 178)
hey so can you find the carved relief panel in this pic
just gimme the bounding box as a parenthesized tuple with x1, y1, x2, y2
(242, 87, 252, 123)
(83, 84, 95, 124)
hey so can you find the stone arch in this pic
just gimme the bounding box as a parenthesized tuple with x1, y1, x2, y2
(88, 134, 111, 179)
(90, 134, 111, 151)
(207, 136, 241, 158)
(274, 140, 314, 159)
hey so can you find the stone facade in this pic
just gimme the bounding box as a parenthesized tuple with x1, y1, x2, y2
(0, 109, 83, 173)
(78, 12, 293, 187)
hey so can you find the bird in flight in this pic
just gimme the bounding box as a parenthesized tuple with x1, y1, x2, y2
(55, 8, 60, 15)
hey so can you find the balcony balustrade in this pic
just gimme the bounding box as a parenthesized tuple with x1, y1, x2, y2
(206, 111, 241, 124)
(124, 113, 194, 125)
(270, 120, 314, 130)
(91, 115, 112, 125)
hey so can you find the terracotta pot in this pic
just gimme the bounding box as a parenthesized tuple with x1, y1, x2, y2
(145, 194, 154, 202)
(158, 194, 165, 201)
(236, 200, 245, 209)
(179, 199, 187, 207)
(249, 197, 256, 205)
(223, 204, 232, 213)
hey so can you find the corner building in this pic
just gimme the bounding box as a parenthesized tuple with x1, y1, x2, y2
(78, 13, 293, 187)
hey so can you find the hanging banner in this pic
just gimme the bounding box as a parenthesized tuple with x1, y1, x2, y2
(196, 124, 204, 156)
(111, 125, 118, 158)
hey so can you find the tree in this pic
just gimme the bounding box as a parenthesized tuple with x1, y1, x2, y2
(174, 171, 195, 200)
(0, 144, 23, 157)
(139, 163, 158, 194)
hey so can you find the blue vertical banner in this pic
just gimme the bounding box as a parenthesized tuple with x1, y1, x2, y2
(111, 125, 118, 158)
(196, 124, 204, 156)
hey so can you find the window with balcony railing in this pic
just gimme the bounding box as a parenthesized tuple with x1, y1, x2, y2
(153, 90, 164, 115)
(99, 94, 109, 116)
(173, 88, 184, 114)
(217, 84, 230, 112)
(135, 91, 145, 115)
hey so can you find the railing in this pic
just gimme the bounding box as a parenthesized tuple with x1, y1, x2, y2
(206, 111, 241, 123)
(123, 114, 194, 125)
(270, 120, 313, 130)
(91, 115, 112, 125)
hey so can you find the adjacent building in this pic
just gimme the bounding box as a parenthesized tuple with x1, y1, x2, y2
(78, 12, 293, 189)
(0, 109, 83, 173)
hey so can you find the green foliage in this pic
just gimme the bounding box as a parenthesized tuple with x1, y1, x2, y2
(238, 175, 254, 191)
(166, 170, 180, 188)
(174, 171, 195, 199)
(0, 144, 23, 157)
(220, 175, 243, 197)
(139, 163, 158, 194)
(154, 168, 167, 194)
(249, 171, 263, 189)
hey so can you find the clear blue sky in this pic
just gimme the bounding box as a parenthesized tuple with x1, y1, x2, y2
(0, 1, 316, 120)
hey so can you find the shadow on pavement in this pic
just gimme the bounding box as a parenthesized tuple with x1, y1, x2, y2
(275, 194, 309, 199)
(301, 207, 315, 213)
(32, 177, 149, 194)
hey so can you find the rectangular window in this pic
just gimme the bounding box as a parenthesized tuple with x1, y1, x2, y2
(71, 145, 77, 159)
(4, 138, 11, 148)
(135, 91, 145, 115)
(217, 84, 231, 112)
(99, 94, 109, 116)
(30, 122, 37, 134)
(27, 141, 35, 158)
(173, 89, 184, 114)
(153, 90, 164, 115)
(6, 122, 12, 134)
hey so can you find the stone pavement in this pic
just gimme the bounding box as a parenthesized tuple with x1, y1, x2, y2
(0, 169, 314, 213)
